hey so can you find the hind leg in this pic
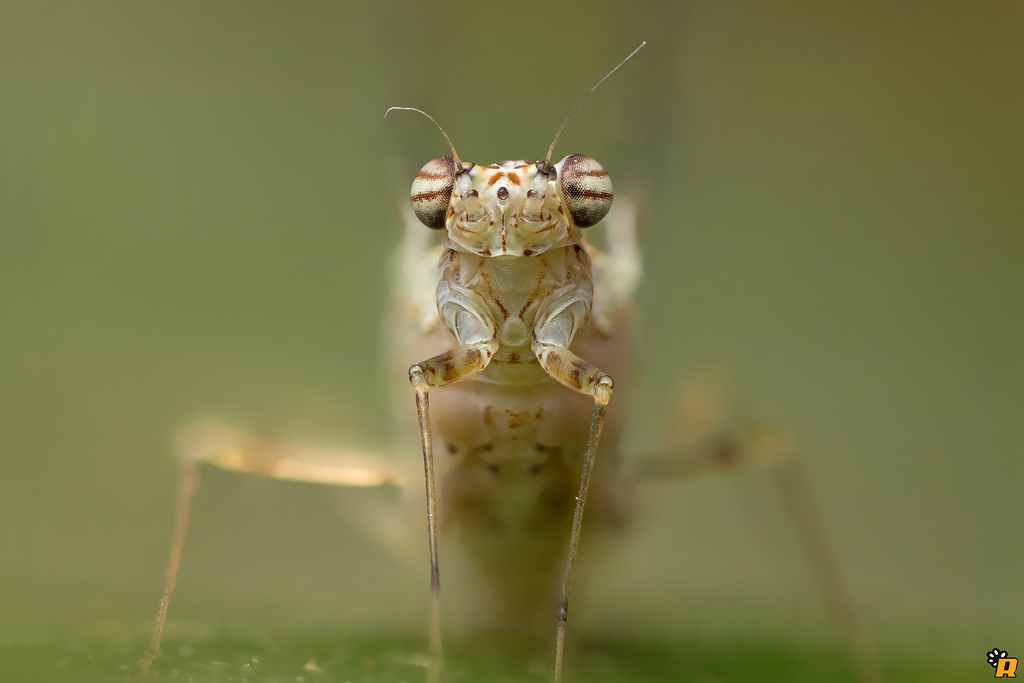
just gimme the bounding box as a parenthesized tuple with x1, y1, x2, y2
(631, 379, 882, 683)
(140, 420, 404, 671)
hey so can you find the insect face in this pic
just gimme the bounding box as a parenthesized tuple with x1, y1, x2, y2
(410, 156, 613, 257)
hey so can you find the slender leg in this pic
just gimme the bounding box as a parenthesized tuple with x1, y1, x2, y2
(140, 457, 199, 672)
(140, 421, 402, 671)
(531, 337, 616, 683)
(552, 375, 613, 683)
(630, 403, 881, 683)
(629, 421, 792, 482)
(407, 337, 497, 683)
(177, 419, 405, 487)
(773, 461, 882, 683)
(410, 367, 442, 683)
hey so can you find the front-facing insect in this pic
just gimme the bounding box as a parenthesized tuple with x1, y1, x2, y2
(141, 41, 879, 683)
(387, 43, 651, 683)
(403, 144, 626, 683)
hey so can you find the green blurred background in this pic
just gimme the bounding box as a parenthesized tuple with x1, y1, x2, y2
(1, 2, 1020, 681)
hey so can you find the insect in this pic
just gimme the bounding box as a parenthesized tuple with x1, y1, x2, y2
(141, 43, 880, 683)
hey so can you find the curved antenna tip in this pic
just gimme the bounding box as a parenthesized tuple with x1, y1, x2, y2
(384, 106, 461, 164)
(545, 41, 647, 163)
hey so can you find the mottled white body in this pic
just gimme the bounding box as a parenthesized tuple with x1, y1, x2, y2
(396, 158, 639, 622)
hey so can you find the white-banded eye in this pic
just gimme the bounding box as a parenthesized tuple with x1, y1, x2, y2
(555, 154, 613, 228)
(410, 156, 461, 229)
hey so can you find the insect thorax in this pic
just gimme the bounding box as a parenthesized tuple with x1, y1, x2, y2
(436, 243, 595, 386)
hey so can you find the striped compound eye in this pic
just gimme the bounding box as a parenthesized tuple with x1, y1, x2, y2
(410, 156, 461, 229)
(555, 154, 613, 228)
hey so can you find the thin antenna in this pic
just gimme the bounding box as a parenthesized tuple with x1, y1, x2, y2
(545, 41, 646, 163)
(384, 106, 461, 164)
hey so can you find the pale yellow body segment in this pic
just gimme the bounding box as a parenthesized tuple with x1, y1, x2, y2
(392, 191, 640, 624)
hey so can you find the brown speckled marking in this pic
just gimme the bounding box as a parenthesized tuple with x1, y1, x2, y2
(487, 172, 505, 187)
(478, 269, 507, 319)
(441, 356, 457, 383)
(506, 410, 529, 429)
(535, 265, 548, 289)
(570, 359, 587, 386)
(507, 172, 521, 185)
(477, 270, 494, 289)
(482, 405, 495, 426)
